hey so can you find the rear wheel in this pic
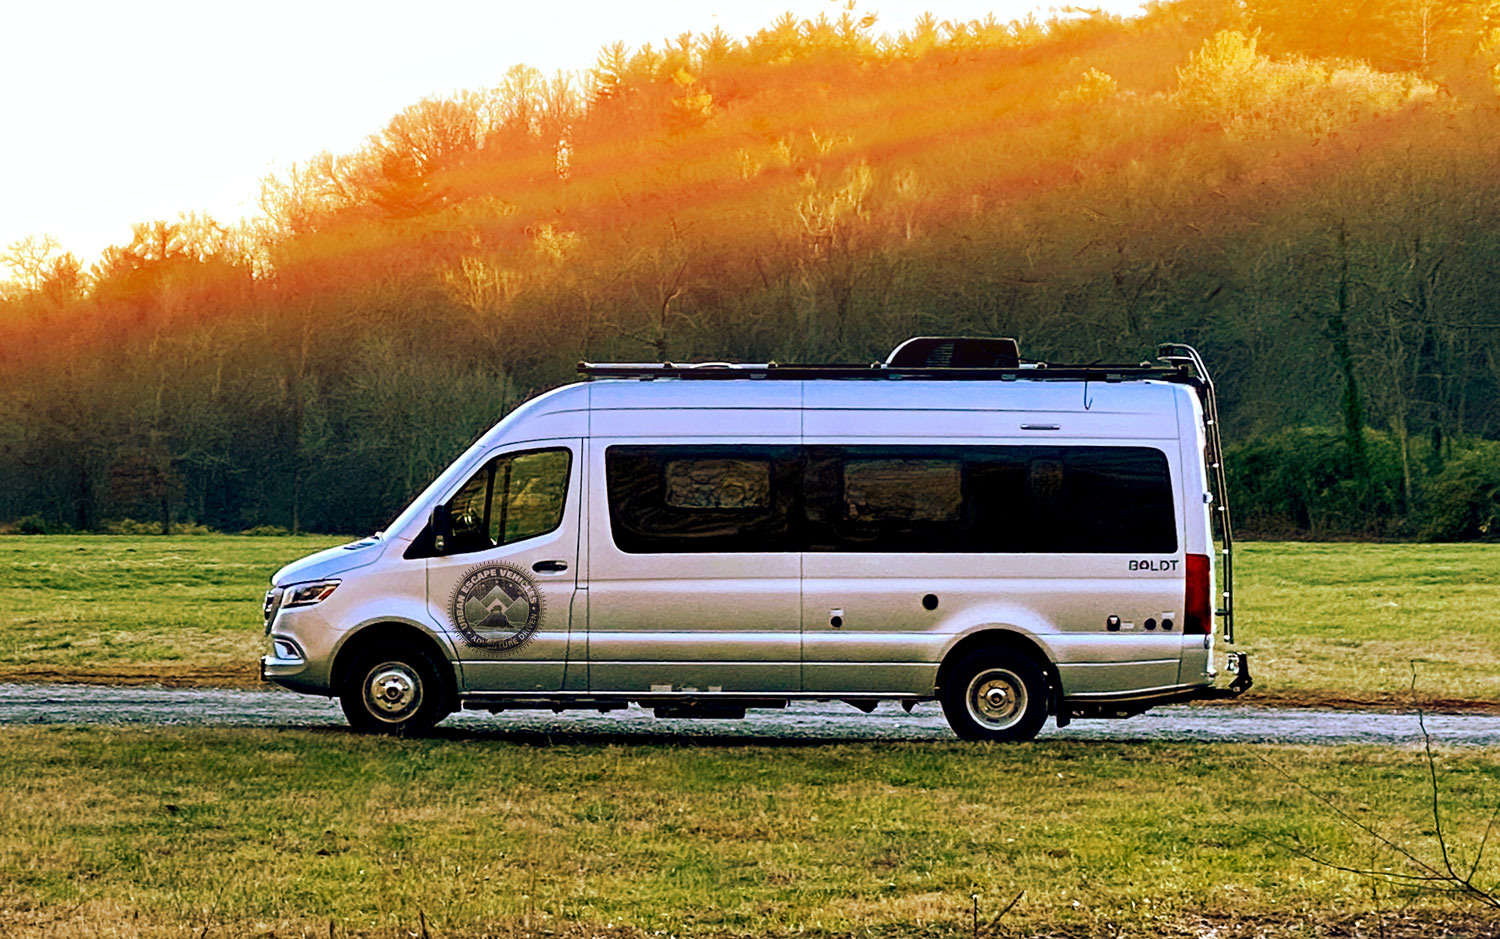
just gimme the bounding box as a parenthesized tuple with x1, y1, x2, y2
(940, 648, 1049, 742)
(339, 642, 450, 735)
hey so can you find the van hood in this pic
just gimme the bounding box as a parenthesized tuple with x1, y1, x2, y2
(271, 536, 387, 587)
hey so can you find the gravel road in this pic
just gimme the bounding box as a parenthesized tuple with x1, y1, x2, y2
(4, 682, 1500, 744)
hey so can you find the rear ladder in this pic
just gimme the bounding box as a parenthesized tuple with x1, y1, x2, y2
(1158, 343, 1235, 644)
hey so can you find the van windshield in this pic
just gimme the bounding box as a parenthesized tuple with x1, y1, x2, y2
(382, 433, 495, 539)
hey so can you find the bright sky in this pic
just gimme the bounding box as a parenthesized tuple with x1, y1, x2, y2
(1, 0, 1144, 270)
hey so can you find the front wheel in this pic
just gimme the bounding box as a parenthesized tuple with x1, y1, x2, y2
(339, 643, 449, 735)
(940, 649, 1049, 742)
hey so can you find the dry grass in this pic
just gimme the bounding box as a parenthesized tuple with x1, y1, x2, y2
(1235, 542, 1500, 706)
(2, 727, 1499, 937)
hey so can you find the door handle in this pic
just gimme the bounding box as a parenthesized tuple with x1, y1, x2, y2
(532, 560, 569, 573)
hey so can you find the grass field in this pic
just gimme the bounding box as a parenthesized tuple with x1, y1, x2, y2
(1, 727, 1497, 938)
(2, 536, 1499, 706)
(1238, 542, 1500, 707)
(0, 535, 344, 685)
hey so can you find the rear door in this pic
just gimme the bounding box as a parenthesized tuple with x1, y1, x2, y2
(424, 439, 583, 692)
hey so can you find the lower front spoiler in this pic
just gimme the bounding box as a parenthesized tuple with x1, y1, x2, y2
(1059, 652, 1253, 723)
(259, 652, 328, 695)
(259, 652, 305, 680)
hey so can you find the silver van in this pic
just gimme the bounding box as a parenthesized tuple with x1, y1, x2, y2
(260, 337, 1250, 741)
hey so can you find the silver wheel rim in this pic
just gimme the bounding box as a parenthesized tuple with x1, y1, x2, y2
(362, 661, 423, 723)
(965, 667, 1028, 731)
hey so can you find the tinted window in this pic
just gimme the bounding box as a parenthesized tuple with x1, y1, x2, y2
(806, 445, 1176, 553)
(665, 458, 770, 509)
(845, 459, 961, 522)
(446, 448, 571, 554)
(815, 456, 964, 551)
(1036, 447, 1177, 553)
(606, 446, 798, 553)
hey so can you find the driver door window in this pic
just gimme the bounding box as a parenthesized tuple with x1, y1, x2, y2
(447, 449, 571, 554)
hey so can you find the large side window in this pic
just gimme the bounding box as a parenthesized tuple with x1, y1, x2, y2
(816, 453, 966, 549)
(806, 445, 1176, 553)
(1023, 447, 1177, 553)
(446, 448, 572, 554)
(606, 445, 798, 553)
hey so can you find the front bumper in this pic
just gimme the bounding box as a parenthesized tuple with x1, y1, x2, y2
(258, 634, 329, 695)
(258, 596, 343, 694)
(260, 637, 306, 681)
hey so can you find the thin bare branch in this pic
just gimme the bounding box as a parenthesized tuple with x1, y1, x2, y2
(1468, 800, 1500, 883)
(1255, 753, 1442, 878)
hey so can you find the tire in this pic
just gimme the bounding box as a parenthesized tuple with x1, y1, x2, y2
(339, 642, 450, 736)
(939, 648, 1049, 742)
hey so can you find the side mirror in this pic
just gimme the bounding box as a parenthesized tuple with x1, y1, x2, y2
(431, 504, 452, 554)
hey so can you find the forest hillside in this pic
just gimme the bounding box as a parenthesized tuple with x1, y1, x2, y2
(4, 0, 1500, 538)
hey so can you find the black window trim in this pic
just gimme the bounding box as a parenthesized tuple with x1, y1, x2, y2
(603, 442, 1179, 556)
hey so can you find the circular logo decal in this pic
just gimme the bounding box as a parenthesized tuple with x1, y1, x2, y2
(448, 564, 544, 652)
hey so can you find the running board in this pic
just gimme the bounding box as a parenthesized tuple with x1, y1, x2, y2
(458, 691, 927, 712)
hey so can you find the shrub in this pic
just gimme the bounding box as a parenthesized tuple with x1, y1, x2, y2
(103, 518, 218, 536)
(1418, 440, 1500, 541)
(13, 514, 49, 535)
(1228, 426, 1405, 537)
(171, 521, 218, 536)
(239, 525, 292, 537)
(104, 518, 163, 535)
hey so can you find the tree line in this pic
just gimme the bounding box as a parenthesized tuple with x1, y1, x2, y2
(3, 0, 1500, 538)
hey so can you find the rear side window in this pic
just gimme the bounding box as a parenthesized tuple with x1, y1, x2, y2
(817, 456, 964, 551)
(844, 459, 962, 522)
(606, 446, 799, 553)
(1036, 447, 1177, 553)
(806, 445, 1176, 553)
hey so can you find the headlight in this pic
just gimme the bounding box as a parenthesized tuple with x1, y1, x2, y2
(263, 587, 285, 635)
(283, 580, 340, 608)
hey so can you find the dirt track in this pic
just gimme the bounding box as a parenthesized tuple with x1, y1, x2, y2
(4, 666, 1499, 714)
(4, 682, 1500, 744)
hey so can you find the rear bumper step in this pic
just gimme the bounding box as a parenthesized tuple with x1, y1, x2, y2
(1061, 653, 1252, 721)
(1209, 651, 1253, 697)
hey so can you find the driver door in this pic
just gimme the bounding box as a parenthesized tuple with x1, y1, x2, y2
(425, 439, 583, 693)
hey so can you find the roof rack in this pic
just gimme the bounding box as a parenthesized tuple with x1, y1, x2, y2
(576, 360, 1195, 383)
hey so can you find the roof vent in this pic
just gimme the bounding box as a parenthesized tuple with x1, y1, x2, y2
(885, 336, 1021, 369)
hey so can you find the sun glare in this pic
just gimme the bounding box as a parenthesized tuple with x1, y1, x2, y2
(0, 0, 1144, 270)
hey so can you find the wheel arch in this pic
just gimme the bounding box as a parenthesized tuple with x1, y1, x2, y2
(937, 628, 1061, 713)
(331, 621, 460, 713)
